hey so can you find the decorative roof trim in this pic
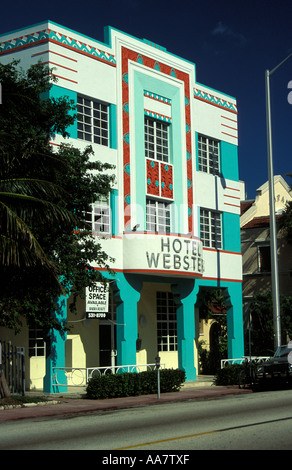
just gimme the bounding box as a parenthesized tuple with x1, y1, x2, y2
(0, 28, 116, 66)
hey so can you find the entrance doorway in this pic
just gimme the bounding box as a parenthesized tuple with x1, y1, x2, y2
(99, 323, 116, 368)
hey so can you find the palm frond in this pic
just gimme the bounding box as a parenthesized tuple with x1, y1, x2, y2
(0, 202, 53, 268)
(0, 191, 76, 226)
(0, 178, 67, 198)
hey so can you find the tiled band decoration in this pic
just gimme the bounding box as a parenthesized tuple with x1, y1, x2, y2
(0, 28, 116, 66)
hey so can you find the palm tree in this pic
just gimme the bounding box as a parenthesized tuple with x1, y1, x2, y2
(0, 172, 75, 270)
(0, 61, 76, 272)
(0, 61, 114, 334)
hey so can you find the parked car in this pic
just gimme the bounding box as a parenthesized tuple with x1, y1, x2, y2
(256, 344, 292, 386)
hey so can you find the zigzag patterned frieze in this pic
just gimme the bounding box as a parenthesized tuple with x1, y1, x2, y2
(144, 90, 171, 105)
(144, 109, 171, 123)
(0, 29, 116, 66)
(194, 87, 237, 113)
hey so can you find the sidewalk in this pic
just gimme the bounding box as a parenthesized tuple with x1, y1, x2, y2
(0, 376, 252, 422)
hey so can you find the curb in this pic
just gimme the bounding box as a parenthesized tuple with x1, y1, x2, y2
(0, 385, 252, 421)
(0, 400, 61, 410)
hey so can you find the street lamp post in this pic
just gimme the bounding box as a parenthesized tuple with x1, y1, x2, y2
(265, 52, 292, 350)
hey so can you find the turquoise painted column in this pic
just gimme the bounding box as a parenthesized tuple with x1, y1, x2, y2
(172, 280, 199, 381)
(225, 283, 244, 359)
(113, 274, 142, 366)
(43, 295, 67, 393)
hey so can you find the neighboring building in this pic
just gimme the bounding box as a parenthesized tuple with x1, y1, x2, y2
(241, 176, 292, 327)
(0, 21, 244, 392)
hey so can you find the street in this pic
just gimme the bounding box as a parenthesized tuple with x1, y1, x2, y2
(1, 388, 292, 451)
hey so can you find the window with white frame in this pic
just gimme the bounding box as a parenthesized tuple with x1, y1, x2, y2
(85, 196, 111, 234)
(145, 117, 169, 162)
(198, 135, 220, 175)
(200, 208, 222, 249)
(29, 328, 45, 357)
(157, 292, 177, 352)
(146, 198, 171, 233)
(77, 95, 109, 146)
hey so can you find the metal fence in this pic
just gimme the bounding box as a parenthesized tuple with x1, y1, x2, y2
(52, 363, 166, 388)
(0, 341, 25, 395)
(220, 356, 270, 368)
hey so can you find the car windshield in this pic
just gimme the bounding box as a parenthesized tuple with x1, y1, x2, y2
(274, 345, 292, 358)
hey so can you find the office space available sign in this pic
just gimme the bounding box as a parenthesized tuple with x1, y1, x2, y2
(86, 283, 109, 319)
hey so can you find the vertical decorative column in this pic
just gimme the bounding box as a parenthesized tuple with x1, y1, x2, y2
(43, 295, 67, 393)
(113, 274, 142, 367)
(224, 283, 244, 359)
(172, 279, 199, 381)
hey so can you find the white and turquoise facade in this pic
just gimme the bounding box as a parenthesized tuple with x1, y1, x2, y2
(0, 21, 244, 392)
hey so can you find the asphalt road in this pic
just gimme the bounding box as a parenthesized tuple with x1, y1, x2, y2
(1, 389, 292, 451)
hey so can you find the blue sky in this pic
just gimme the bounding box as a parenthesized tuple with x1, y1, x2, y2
(1, 0, 292, 199)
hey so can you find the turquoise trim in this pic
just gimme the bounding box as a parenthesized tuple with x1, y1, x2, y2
(195, 80, 236, 101)
(110, 189, 118, 235)
(195, 132, 199, 171)
(224, 282, 244, 359)
(43, 295, 68, 393)
(220, 141, 239, 181)
(98, 272, 142, 367)
(49, 85, 77, 139)
(103, 25, 139, 48)
(104, 25, 196, 74)
(115, 274, 142, 366)
(46, 20, 107, 47)
(1, 22, 197, 85)
(197, 208, 241, 253)
(194, 88, 237, 113)
(98, 271, 243, 378)
(222, 213, 241, 252)
(195, 132, 239, 182)
(173, 280, 199, 380)
(109, 104, 117, 149)
(195, 132, 239, 180)
(0, 22, 116, 65)
(196, 278, 244, 360)
(0, 20, 108, 50)
(48, 86, 117, 147)
(0, 20, 51, 38)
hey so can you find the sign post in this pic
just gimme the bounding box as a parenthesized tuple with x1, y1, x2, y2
(155, 353, 161, 399)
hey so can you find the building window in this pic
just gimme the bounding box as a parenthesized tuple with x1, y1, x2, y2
(200, 208, 222, 249)
(146, 198, 171, 233)
(77, 95, 109, 146)
(145, 117, 169, 162)
(157, 292, 177, 352)
(29, 328, 45, 357)
(198, 135, 220, 175)
(258, 245, 271, 273)
(85, 196, 111, 235)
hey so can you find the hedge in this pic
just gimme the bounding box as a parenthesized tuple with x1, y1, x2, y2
(86, 368, 186, 400)
(214, 364, 244, 386)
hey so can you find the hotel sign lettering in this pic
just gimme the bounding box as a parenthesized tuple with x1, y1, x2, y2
(146, 237, 204, 275)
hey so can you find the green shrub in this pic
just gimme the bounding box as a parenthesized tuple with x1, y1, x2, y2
(160, 368, 186, 392)
(86, 368, 186, 400)
(214, 363, 244, 386)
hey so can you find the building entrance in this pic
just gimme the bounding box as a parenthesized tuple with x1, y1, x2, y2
(99, 322, 116, 368)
